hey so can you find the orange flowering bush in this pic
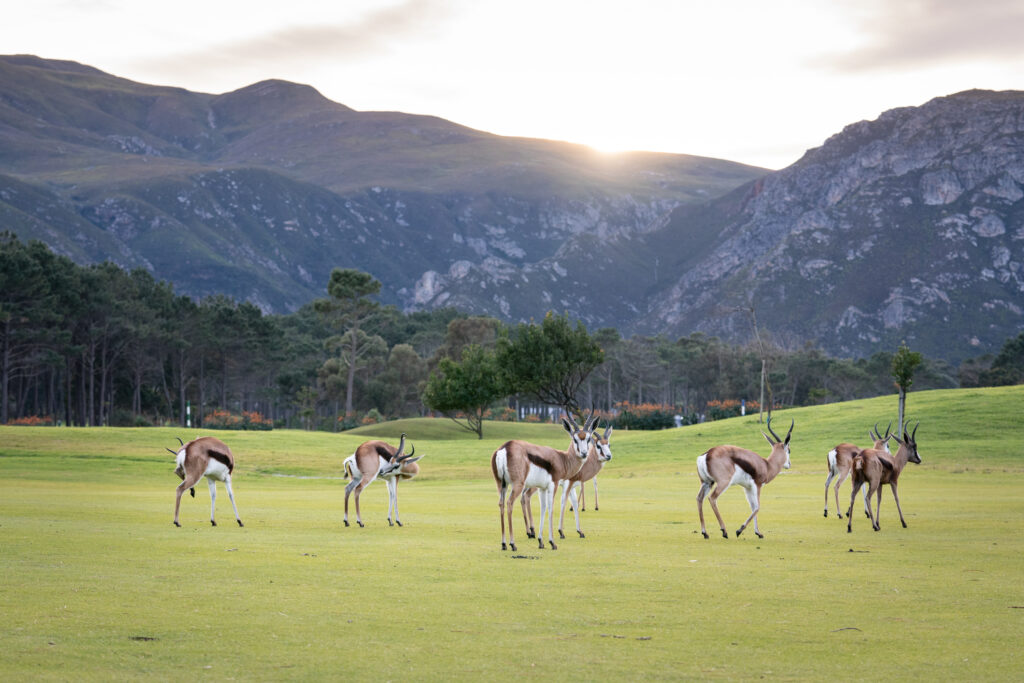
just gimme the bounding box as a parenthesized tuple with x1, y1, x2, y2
(204, 410, 272, 431)
(8, 415, 55, 426)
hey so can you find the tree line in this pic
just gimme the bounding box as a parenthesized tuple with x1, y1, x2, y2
(2, 233, 1021, 429)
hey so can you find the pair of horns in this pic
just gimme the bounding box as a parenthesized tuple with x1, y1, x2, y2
(893, 420, 919, 444)
(565, 406, 597, 433)
(761, 416, 794, 444)
(165, 436, 185, 455)
(870, 421, 893, 442)
(394, 433, 416, 462)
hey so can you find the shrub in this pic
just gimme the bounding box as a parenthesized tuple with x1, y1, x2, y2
(610, 402, 676, 430)
(486, 406, 517, 422)
(361, 408, 384, 425)
(204, 410, 272, 431)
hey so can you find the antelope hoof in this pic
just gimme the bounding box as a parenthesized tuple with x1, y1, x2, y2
(721, 529, 728, 539)
(510, 542, 517, 552)
(865, 511, 871, 518)
(388, 519, 394, 527)
(237, 520, 244, 527)
(873, 524, 880, 532)
(357, 521, 364, 528)
(702, 531, 709, 539)
(755, 531, 764, 539)
(396, 520, 403, 527)
(735, 528, 743, 538)
(189, 488, 195, 498)
(211, 520, 217, 527)
(173, 521, 181, 527)
(823, 510, 828, 518)
(838, 513, 844, 519)
(501, 542, 507, 551)
(549, 540, 557, 550)
(578, 531, 585, 538)
(558, 530, 565, 539)
(344, 520, 349, 527)
(847, 526, 852, 533)
(538, 538, 544, 549)
(594, 505, 599, 511)
(901, 521, 907, 528)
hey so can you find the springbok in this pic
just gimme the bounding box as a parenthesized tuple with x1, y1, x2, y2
(824, 422, 893, 518)
(491, 411, 596, 551)
(847, 421, 922, 533)
(170, 436, 243, 528)
(343, 434, 421, 527)
(696, 417, 793, 539)
(521, 423, 614, 540)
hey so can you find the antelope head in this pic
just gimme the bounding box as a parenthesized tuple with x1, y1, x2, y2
(379, 433, 423, 476)
(892, 421, 922, 464)
(869, 421, 893, 453)
(593, 423, 614, 462)
(761, 416, 794, 469)
(562, 407, 596, 462)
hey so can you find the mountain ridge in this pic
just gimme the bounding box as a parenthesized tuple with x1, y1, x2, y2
(2, 56, 1022, 361)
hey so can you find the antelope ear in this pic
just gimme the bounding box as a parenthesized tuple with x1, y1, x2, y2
(603, 424, 613, 440)
(404, 455, 424, 464)
(562, 417, 573, 433)
(761, 431, 774, 447)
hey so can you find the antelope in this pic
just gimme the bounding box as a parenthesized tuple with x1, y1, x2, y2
(520, 423, 613, 540)
(824, 422, 894, 519)
(491, 411, 596, 551)
(696, 417, 793, 539)
(343, 434, 421, 527)
(847, 421, 922, 533)
(169, 436, 243, 528)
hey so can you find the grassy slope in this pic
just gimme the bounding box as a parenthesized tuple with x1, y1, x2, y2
(1, 386, 1022, 680)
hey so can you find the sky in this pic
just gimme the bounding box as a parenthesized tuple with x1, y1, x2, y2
(3, 0, 1024, 169)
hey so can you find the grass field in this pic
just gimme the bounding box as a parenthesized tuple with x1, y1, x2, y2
(1, 386, 1022, 680)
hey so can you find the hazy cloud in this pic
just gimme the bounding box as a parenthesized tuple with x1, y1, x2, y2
(820, 0, 1024, 72)
(140, 0, 456, 84)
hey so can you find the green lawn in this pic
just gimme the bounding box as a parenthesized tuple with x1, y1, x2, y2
(1, 386, 1022, 680)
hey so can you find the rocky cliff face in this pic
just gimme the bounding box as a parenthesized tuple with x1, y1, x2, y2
(638, 90, 1024, 361)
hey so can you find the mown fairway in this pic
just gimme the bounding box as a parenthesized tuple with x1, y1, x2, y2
(2, 387, 1023, 680)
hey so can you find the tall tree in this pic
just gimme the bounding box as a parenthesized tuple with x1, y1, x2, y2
(422, 344, 506, 439)
(891, 342, 923, 429)
(497, 312, 604, 411)
(314, 269, 381, 415)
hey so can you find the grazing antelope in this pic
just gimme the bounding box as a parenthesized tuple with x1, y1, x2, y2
(696, 417, 793, 539)
(343, 434, 421, 527)
(170, 436, 243, 528)
(521, 423, 614, 540)
(847, 421, 922, 533)
(824, 422, 893, 518)
(491, 411, 596, 551)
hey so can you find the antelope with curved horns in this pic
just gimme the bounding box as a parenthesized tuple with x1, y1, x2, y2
(342, 434, 421, 527)
(847, 420, 921, 533)
(169, 436, 243, 528)
(823, 422, 893, 519)
(696, 416, 793, 539)
(521, 422, 613, 540)
(491, 409, 596, 551)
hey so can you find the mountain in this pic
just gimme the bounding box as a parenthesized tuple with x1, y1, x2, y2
(3, 56, 1022, 362)
(0, 55, 765, 313)
(632, 89, 1024, 362)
